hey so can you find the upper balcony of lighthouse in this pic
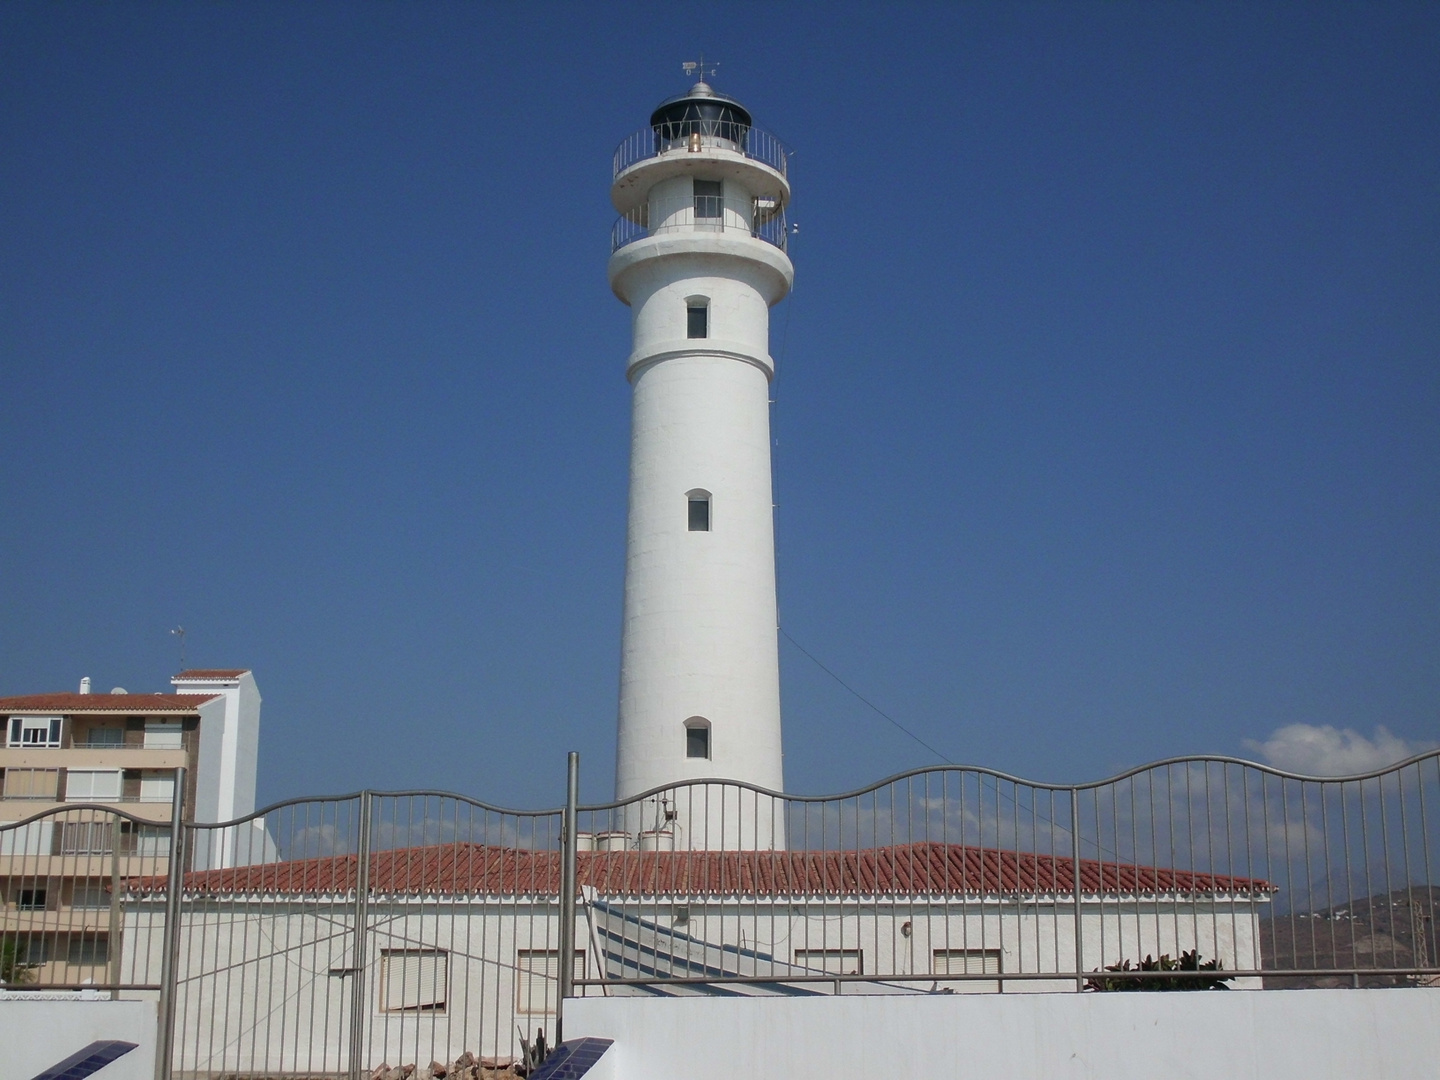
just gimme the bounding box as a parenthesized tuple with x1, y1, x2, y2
(610, 81, 792, 257)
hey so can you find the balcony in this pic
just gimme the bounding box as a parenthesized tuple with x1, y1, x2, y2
(611, 192, 789, 254)
(613, 123, 790, 182)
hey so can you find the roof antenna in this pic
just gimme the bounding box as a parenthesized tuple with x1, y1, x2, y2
(682, 56, 719, 85)
(170, 626, 186, 670)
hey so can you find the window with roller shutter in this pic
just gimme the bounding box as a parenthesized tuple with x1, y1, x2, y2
(932, 948, 1003, 992)
(64, 769, 122, 802)
(515, 949, 585, 1014)
(379, 949, 448, 1012)
(932, 949, 1001, 975)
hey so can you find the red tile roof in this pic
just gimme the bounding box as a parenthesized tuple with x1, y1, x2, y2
(0, 693, 218, 713)
(172, 670, 248, 680)
(142, 841, 1274, 899)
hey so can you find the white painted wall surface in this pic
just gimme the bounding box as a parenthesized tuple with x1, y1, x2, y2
(0, 999, 157, 1080)
(566, 988, 1440, 1080)
(174, 670, 261, 867)
(127, 894, 1262, 1072)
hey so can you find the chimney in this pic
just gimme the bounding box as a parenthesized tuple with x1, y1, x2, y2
(79, 676, 91, 695)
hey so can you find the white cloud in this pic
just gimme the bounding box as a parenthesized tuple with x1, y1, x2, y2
(1244, 723, 1427, 776)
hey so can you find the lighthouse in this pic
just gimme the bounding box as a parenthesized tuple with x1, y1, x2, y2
(609, 75, 792, 849)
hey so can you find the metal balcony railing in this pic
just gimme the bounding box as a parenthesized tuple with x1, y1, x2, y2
(611, 193, 789, 254)
(613, 123, 790, 180)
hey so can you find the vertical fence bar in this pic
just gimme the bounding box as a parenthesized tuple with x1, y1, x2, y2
(155, 767, 188, 1080)
(348, 791, 374, 1080)
(1071, 786, 1084, 991)
(556, 752, 581, 1045)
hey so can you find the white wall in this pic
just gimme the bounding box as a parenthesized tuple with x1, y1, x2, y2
(176, 670, 261, 867)
(0, 998, 157, 1080)
(565, 988, 1440, 1080)
(130, 894, 1263, 1073)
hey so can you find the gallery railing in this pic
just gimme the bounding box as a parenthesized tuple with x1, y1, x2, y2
(612, 123, 790, 180)
(4, 753, 1438, 1079)
(611, 192, 789, 253)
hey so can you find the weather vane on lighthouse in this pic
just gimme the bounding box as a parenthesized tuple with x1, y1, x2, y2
(681, 56, 719, 83)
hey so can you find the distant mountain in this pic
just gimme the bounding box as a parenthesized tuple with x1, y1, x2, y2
(1261, 885, 1440, 988)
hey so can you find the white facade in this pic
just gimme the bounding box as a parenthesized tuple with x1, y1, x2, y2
(171, 670, 261, 827)
(611, 84, 793, 849)
(123, 892, 1264, 1073)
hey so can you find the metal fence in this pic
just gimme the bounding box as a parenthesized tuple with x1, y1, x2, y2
(3, 752, 1439, 1079)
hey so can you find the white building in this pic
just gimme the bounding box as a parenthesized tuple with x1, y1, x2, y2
(125, 840, 1269, 1073)
(611, 79, 793, 848)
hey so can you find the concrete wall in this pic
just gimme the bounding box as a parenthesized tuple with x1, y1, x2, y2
(565, 988, 1440, 1080)
(0, 998, 156, 1080)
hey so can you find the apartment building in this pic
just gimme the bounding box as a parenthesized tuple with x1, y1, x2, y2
(0, 669, 260, 988)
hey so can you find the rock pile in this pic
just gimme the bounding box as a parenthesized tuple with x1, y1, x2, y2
(369, 1051, 521, 1080)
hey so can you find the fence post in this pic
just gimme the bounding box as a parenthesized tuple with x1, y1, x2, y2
(155, 767, 187, 1080)
(556, 752, 581, 1045)
(1070, 786, 1084, 993)
(348, 791, 374, 1080)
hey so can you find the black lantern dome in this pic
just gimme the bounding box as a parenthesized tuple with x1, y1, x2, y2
(649, 81, 753, 149)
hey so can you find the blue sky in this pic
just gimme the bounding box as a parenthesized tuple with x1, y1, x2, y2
(2, 3, 1436, 808)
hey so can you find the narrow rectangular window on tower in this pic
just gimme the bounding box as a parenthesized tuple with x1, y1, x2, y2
(693, 179, 723, 221)
(688, 495, 710, 531)
(686, 723, 710, 759)
(687, 304, 708, 339)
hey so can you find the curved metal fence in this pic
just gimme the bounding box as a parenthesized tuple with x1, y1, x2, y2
(5, 751, 1438, 1078)
(610, 192, 788, 254)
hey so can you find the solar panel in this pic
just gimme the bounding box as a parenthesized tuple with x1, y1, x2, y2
(527, 1037, 614, 1080)
(28, 1041, 137, 1080)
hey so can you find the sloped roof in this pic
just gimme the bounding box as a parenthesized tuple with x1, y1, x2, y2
(173, 670, 248, 680)
(144, 841, 1274, 899)
(0, 693, 218, 713)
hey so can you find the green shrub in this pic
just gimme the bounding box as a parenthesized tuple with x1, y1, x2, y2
(1086, 949, 1233, 991)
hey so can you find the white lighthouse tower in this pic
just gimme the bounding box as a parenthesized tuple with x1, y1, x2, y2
(609, 75, 792, 849)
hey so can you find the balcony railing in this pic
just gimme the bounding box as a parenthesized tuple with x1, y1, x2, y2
(611, 193, 789, 254)
(613, 123, 790, 180)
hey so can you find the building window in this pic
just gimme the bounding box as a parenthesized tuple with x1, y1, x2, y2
(693, 178, 723, 221)
(516, 949, 585, 1015)
(933, 949, 1001, 975)
(61, 821, 116, 855)
(2, 768, 60, 800)
(687, 490, 711, 531)
(65, 770, 123, 803)
(16, 937, 49, 965)
(793, 948, 863, 975)
(686, 302, 709, 339)
(71, 884, 112, 909)
(932, 949, 1002, 991)
(685, 718, 711, 760)
(143, 721, 183, 750)
(67, 937, 109, 966)
(132, 824, 169, 858)
(79, 726, 124, 748)
(7, 717, 61, 748)
(139, 771, 177, 803)
(380, 949, 448, 1013)
(16, 888, 48, 911)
